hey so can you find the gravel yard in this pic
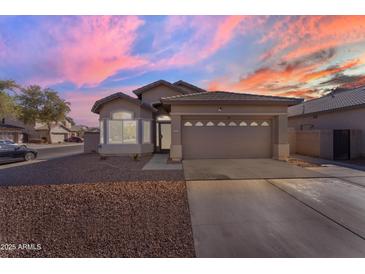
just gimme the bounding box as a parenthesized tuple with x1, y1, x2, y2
(0, 181, 195, 257)
(0, 153, 184, 186)
(0, 153, 194, 257)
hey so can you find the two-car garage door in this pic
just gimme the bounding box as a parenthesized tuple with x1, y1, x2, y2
(182, 117, 272, 159)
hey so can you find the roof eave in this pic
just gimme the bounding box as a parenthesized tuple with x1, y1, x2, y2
(161, 99, 303, 106)
(289, 102, 365, 118)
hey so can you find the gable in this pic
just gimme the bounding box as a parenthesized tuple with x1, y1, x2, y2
(140, 85, 183, 104)
(98, 98, 153, 120)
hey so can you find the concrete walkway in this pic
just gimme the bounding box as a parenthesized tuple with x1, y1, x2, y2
(183, 158, 324, 180)
(142, 154, 182, 170)
(187, 179, 365, 257)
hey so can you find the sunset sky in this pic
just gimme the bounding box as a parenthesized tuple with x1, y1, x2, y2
(1, 16, 365, 126)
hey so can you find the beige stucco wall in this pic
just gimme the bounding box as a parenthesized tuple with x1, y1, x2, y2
(289, 107, 365, 156)
(97, 98, 154, 155)
(170, 103, 289, 161)
(98, 98, 153, 120)
(84, 132, 100, 153)
(141, 86, 182, 104)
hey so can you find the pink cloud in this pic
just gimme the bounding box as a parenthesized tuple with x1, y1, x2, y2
(261, 16, 365, 61)
(48, 16, 147, 87)
(64, 86, 138, 126)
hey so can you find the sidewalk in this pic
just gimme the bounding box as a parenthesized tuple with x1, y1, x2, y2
(25, 143, 83, 150)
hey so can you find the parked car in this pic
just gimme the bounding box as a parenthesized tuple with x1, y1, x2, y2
(0, 140, 27, 148)
(64, 136, 84, 143)
(0, 143, 37, 164)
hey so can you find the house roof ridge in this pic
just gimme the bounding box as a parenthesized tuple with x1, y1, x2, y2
(288, 85, 365, 117)
(173, 80, 206, 93)
(132, 79, 188, 96)
(161, 90, 303, 101)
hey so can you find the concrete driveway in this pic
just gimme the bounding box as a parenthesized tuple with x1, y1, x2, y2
(183, 158, 324, 180)
(187, 178, 365, 257)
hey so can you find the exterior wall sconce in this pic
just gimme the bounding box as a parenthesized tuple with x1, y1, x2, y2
(218, 106, 222, 112)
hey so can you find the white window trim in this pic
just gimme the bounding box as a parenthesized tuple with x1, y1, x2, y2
(142, 120, 151, 144)
(106, 119, 138, 144)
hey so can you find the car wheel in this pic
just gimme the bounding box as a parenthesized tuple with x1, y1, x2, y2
(24, 152, 35, 161)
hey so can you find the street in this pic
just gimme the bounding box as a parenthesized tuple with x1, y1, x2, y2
(34, 144, 84, 160)
(0, 144, 84, 170)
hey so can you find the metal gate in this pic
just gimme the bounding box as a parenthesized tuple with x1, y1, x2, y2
(333, 129, 350, 160)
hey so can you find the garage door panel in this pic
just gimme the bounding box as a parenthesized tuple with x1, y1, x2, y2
(182, 118, 272, 159)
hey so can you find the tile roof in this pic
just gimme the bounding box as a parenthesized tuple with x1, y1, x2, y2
(0, 124, 24, 130)
(173, 80, 206, 93)
(288, 86, 365, 117)
(91, 92, 157, 114)
(161, 91, 303, 106)
(132, 80, 188, 96)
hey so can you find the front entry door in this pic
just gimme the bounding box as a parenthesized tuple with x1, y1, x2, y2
(157, 122, 171, 152)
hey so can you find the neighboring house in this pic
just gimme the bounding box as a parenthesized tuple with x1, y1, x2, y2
(0, 116, 79, 144)
(70, 125, 89, 137)
(0, 119, 24, 143)
(34, 121, 72, 143)
(288, 87, 365, 159)
(91, 80, 302, 161)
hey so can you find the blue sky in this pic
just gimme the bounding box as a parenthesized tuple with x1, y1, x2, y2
(1, 16, 365, 125)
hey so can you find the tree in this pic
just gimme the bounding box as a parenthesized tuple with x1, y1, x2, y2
(17, 86, 71, 144)
(0, 80, 20, 118)
(16, 85, 44, 124)
(39, 89, 71, 143)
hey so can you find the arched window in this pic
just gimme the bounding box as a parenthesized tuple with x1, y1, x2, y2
(195, 121, 204, 127)
(228, 121, 237, 126)
(217, 122, 226, 126)
(206, 121, 214, 126)
(184, 121, 193, 127)
(111, 111, 133, 120)
(261, 121, 270, 127)
(157, 115, 171, 121)
(250, 121, 259, 126)
(239, 121, 247, 126)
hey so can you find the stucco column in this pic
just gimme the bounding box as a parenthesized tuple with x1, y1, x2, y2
(170, 114, 182, 161)
(273, 114, 289, 160)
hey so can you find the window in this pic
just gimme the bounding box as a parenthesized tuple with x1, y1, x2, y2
(100, 120, 104, 144)
(217, 122, 226, 126)
(143, 121, 151, 143)
(122, 121, 137, 143)
(184, 121, 193, 127)
(239, 121, 247, 126)
(250, 121, 258, 126)
(206, 121, 214, 126)
(228, 121, 237, 126)
(108, 120, 123, 143)
(112, 111, 133, 120)
(157, 115, 171, 121)
(195, 121, 204, 127)
(261, 121, 270, 127)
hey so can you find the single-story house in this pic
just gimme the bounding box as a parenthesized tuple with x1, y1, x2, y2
(288, 87, 365, 160)
(0, 122, 25, 143)
(91, 80, 302, 161)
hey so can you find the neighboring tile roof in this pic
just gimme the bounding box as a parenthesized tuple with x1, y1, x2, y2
(288, 86, 365, 117)
(91, 92, 157, 114)
(173, 80, 206, 93)
(0, 124, 24, 131)
(161, 91, 303, 106)
(132, 80, 188, 96)
(35, 124, 71, 132)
